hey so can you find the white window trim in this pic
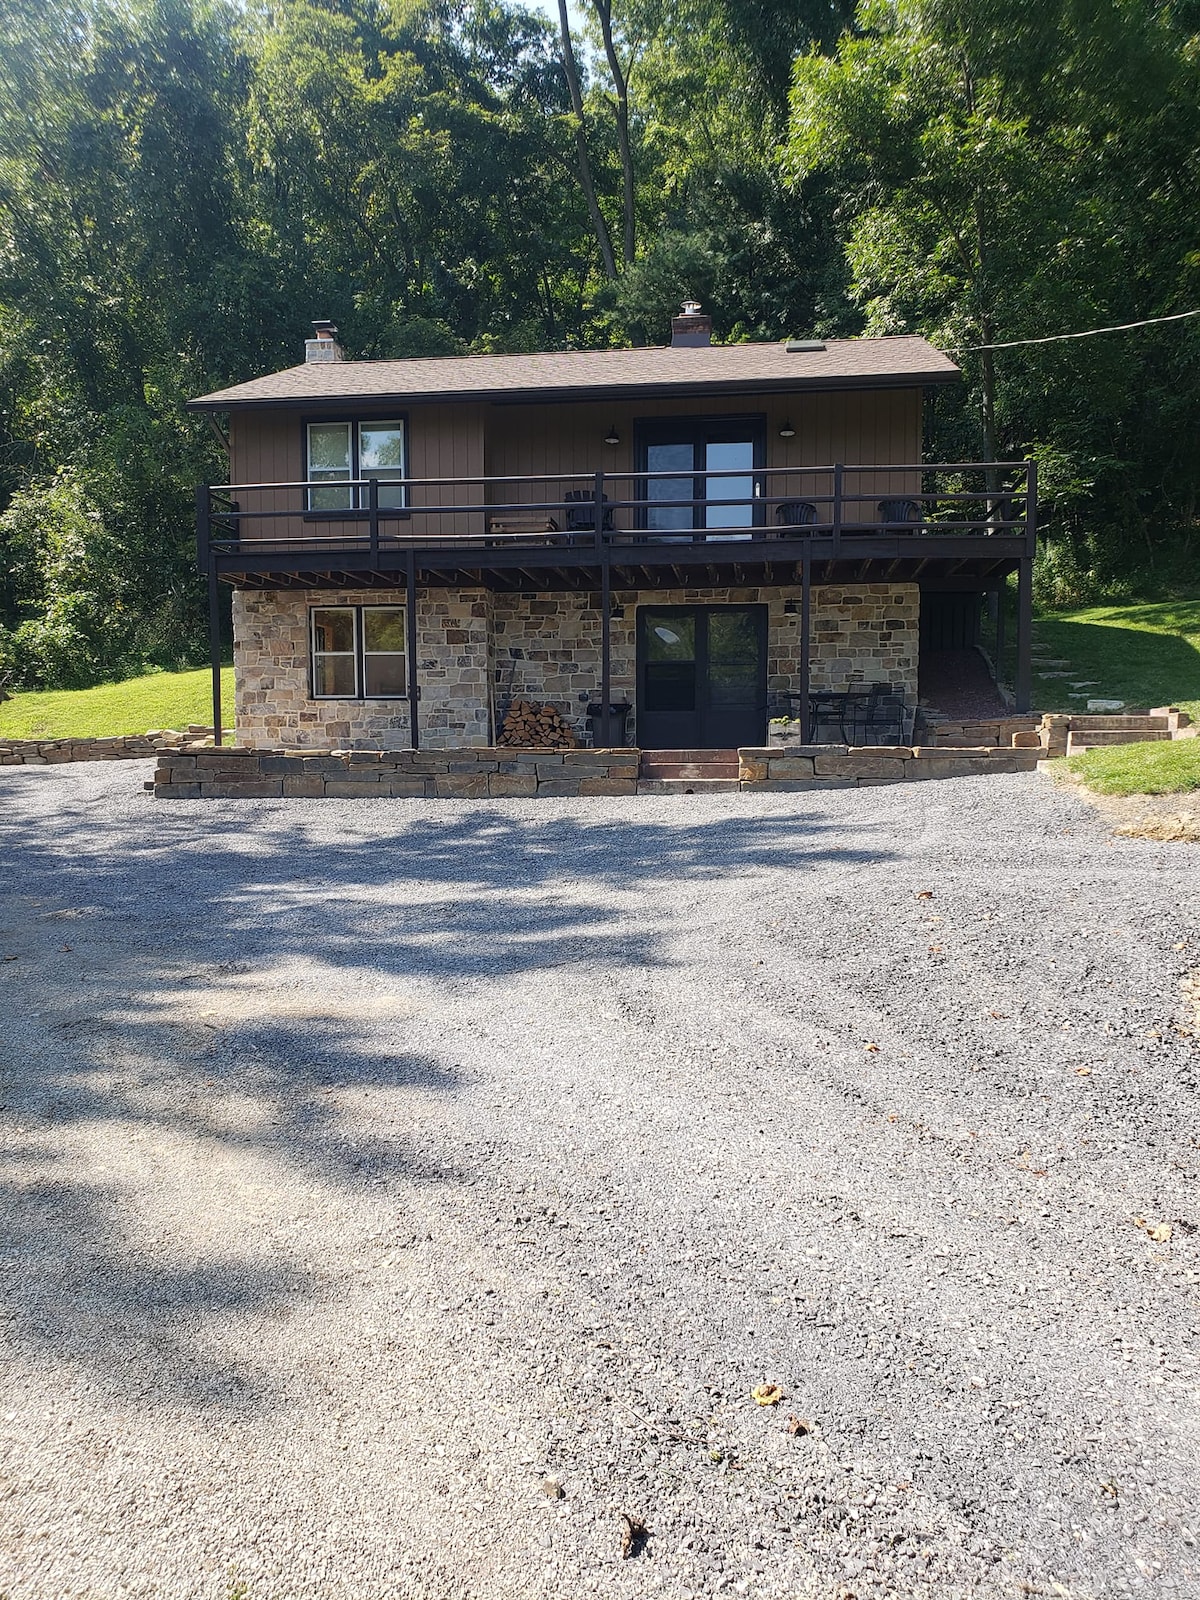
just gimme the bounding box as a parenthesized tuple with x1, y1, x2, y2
(310, 605, 407, 700)
(305, 420, 408, 512)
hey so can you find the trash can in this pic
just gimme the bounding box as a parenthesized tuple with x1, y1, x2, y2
(586, 702, 632, 747)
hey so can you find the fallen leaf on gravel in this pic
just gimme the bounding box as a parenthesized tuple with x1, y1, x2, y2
(988, 1010, 1009, 1019)
(915, 889, 934, 899)
(752, 1383, 784, 1406)
(928, 944, 943, 954)
(864, 1042, 880, 1053)
(1074, 1067, 1092, 1076)
(786, 1415, 811, 1436)
(2, 954, 16, 962)
(620, 1513, 650, 1559)
(1134, 1217, 1172, 1243)
(542, 1476, 564, 1499)
(59, 945, 73, 952)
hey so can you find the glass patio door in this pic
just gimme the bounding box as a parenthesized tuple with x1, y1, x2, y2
(637, 605, 767, 748)
(639, 417, 764, 540)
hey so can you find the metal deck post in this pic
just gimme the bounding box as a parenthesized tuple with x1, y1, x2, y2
(406, 551, 420, 749)
(196, 486, 223, 747)
(599, 552, 613, 748)
(1015, 459, 1037, 713)
(800, 553, 812, 744)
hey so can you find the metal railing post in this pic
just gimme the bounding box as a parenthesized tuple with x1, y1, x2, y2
(195, 483, 210, 575)
(1025, 457, 1037, 556)
(833, 463, 843, 554)
(368, 476, 380, 569)
(593, 469, 605, 553)
(600, 554, 613, 748)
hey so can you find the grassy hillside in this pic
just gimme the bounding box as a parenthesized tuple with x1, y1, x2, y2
(1030, 598, 1200, 719)
(0, 666, 233, 740)
(1065, 738, 1200, 796)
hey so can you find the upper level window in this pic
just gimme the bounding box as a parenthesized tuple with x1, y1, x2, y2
(307, 420, 406, 511)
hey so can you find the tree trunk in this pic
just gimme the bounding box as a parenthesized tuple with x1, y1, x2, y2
(591, 0, 635, 267)
(556, 0, 617, 281)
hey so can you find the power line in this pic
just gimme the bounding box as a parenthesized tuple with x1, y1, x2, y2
(946, 307, 1200, 354)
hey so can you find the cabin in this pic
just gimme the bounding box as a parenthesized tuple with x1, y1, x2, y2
(188, 307, 1034, 753)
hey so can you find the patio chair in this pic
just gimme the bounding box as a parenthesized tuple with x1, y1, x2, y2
(774, 499, 819, 532)
(564, 488, 614, 533)
(855, 684, 914, 745)
(878, 497, 924, 531)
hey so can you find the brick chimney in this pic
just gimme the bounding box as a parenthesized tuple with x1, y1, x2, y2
(670, 299, 712, 347)
(305, 320, 346, 364)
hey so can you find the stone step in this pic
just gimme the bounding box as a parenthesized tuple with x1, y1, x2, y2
(636, 777, 742, 794)
(1067, 730, 1172, 751)
(1068, 716, 1169, 731)
(640, 748, 738, 764)
(640, 761, 740, 780)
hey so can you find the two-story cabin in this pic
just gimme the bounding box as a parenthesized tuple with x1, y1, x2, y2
(188, 307, 1034, 752)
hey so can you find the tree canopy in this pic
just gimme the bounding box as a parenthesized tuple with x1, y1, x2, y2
(0, 0, 1195, 685)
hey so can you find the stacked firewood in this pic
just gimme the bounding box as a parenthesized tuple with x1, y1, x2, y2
(497, 699, 580, 748)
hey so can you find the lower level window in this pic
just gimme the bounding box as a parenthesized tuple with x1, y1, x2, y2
(311, 605, 406, 699)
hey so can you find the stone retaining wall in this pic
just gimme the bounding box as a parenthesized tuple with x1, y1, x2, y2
(737, 744, 1042, 790)
(153, 746, 641, 799)
(1, 728, 215, 766)
(152, 740, 1041, 798)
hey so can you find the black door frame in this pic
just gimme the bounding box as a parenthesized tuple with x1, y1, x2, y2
(634, 413, 767, 537)
(636, 602, 768, 749)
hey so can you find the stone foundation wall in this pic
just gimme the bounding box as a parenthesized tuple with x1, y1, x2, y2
(233, 582, 921, 751)
(233, 588, 492, 750)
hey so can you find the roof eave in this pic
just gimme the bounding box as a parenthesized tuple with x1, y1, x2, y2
(185, 368, 961, 413)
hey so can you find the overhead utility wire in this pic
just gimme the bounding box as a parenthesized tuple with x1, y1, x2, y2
(946, 307, 1200, 353)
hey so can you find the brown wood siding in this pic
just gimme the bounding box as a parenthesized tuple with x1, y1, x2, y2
(225, 388, 918, 540)
(228, 404, 486, 542)
(483, 388, 921, 528)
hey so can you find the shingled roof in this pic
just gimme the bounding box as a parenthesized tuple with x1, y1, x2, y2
(188, 334, 959, 411)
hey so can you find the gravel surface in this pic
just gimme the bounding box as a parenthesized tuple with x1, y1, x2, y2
(1, 765, 1199, 1600)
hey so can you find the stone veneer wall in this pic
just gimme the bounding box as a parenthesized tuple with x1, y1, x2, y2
(234, 582, 920, 750)
(232, 587, 492, 749)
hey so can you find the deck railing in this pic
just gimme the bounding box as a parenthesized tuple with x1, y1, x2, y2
(198, 460, 1036, 563)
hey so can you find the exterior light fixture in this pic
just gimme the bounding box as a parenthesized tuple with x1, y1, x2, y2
(784, 600, 799, 614)
(604, 425, 621, 446)
(779, 419, 796, 438)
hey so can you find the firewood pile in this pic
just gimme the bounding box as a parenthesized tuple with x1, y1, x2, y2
(497, 699, 580, 748)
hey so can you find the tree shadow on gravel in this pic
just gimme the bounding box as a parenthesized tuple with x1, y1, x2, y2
(0, 776, 898, 1409)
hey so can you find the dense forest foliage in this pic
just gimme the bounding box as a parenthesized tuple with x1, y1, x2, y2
(0, 0, 1196, 686)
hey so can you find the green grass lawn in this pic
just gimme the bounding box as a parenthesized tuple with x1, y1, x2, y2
(1064, 737, 1200, 796)
(1028, 598, 1200, 720)
(0, 666, 233, 740)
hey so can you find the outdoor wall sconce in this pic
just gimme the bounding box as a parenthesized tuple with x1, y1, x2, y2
(778, 419, 796, 438)
(783, 600, 799, 614)
(610, 604, 625, 619)
(604, 424, 621, 446)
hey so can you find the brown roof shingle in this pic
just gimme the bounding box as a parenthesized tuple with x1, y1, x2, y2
(187, 335, 959, 411)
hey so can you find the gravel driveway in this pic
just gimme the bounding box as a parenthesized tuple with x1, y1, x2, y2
(1, 766, 1198, 1600)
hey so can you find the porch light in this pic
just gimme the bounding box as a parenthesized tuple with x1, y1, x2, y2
(784, 600, 799, 614)
(604, 424, 621, 446)
(778, 419, 796, 439)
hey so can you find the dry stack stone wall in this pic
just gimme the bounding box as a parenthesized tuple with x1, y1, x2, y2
(1, 728, 215, 766)
(153, 746, 639, 799)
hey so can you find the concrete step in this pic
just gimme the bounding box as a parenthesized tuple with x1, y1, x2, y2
(636, 777, 741, 794)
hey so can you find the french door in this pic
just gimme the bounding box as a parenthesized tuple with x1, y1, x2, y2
(637, 416, 766, 539)
(637, 605, 767, 749)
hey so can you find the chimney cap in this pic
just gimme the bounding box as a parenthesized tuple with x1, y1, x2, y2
(311, 319, 339, 338)
(670, 298, 713, 347)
